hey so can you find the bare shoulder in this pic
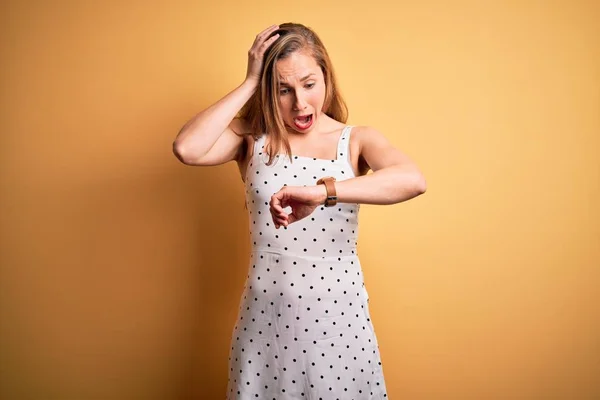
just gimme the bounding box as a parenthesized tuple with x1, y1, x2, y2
(345, 125, 376, 175)
(349, 124, 382, 156)
(350, 125, 387, 147)
(350, 125, 412, 172)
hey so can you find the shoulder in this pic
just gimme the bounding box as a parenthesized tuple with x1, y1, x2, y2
(348, 125, 388, 151)
(349, 125, 405, 172)
(349, 125, 383, 136)
(349, 125, 420, 174)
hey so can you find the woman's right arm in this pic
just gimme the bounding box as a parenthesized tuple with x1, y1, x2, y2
(172, 79, 257, 166)
(172, 24, 280, 166)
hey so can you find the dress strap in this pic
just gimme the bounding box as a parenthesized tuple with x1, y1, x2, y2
(336, 126, 353, 163)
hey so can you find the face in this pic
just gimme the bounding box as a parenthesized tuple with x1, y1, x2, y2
(275, 51, 326, 134)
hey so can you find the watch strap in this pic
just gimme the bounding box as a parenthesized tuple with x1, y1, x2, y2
(317, 176, 337, 207)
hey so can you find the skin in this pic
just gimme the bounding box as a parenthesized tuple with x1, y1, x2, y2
(267, 51, 348, 228)
(236, 27, 426, 230)
(175, 24, 425, 231)
(277, 50, 328, 137)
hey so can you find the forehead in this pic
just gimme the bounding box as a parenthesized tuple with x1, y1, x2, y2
(276, 51, 321, 82)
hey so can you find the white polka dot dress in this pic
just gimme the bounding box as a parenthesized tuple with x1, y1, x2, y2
(226, 126, 388, 399)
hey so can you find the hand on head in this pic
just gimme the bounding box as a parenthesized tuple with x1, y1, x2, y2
(246, 25, 280, 84)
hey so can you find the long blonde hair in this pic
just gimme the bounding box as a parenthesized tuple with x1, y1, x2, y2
(237, 23, 348, 165)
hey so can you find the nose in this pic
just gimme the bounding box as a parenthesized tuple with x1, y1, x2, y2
(293, 93, 308, 111)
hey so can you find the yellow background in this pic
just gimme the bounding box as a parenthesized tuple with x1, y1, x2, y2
(1, 1, 599, 399)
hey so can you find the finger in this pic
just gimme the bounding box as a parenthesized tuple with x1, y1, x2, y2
(270, 196, 282, 214)
(259, 34, 280, 51)
(271, 192, 288, 214)
(287, 213, 297, 225)
(269, 207, 281, 224)
(271, 202, 288, 220)
(274, 191, 290, 209)
(269, 202, 287, 224)
(272, 213, 287, 229)
(254, 25, 279, 45)
(270, 205, 288, 223)
(275, 204, 287, 217)
(257, 24, 279, 38)
(252, 35, 278, 55)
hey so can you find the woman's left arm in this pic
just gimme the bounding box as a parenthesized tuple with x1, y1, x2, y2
(269, 126, 426, 228)
(330, 126, 427, 205)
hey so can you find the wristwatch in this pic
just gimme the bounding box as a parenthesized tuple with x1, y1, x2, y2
(316, 176, 337, 207)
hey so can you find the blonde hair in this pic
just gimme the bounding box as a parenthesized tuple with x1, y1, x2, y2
(237, 22, 348, 165)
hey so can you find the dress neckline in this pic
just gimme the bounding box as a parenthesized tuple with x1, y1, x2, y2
(259, 126, 351, 163)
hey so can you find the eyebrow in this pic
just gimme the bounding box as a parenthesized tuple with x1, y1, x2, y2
(279, 73, 316, 86)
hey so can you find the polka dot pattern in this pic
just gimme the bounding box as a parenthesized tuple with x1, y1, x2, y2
(227, 126, 388, 399)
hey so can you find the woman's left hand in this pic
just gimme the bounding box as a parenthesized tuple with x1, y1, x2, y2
(270, 185, 327, 229)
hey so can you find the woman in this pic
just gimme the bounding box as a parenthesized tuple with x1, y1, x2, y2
(174, 22, 426, 399)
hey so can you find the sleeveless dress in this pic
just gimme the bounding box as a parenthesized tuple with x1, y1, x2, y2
(226, 126, 388, 399)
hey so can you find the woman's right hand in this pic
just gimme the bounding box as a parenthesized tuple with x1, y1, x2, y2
(245, 24, 280, 85)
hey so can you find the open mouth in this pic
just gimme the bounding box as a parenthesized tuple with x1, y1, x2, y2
(293, 114, 313, 130)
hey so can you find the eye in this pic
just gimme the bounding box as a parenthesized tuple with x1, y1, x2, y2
(306, 82, 315, 89)
(279, 88, 290, 95)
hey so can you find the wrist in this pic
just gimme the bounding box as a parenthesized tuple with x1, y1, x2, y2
(317, 183, 328, 205)
(242, 77, 259, 91)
